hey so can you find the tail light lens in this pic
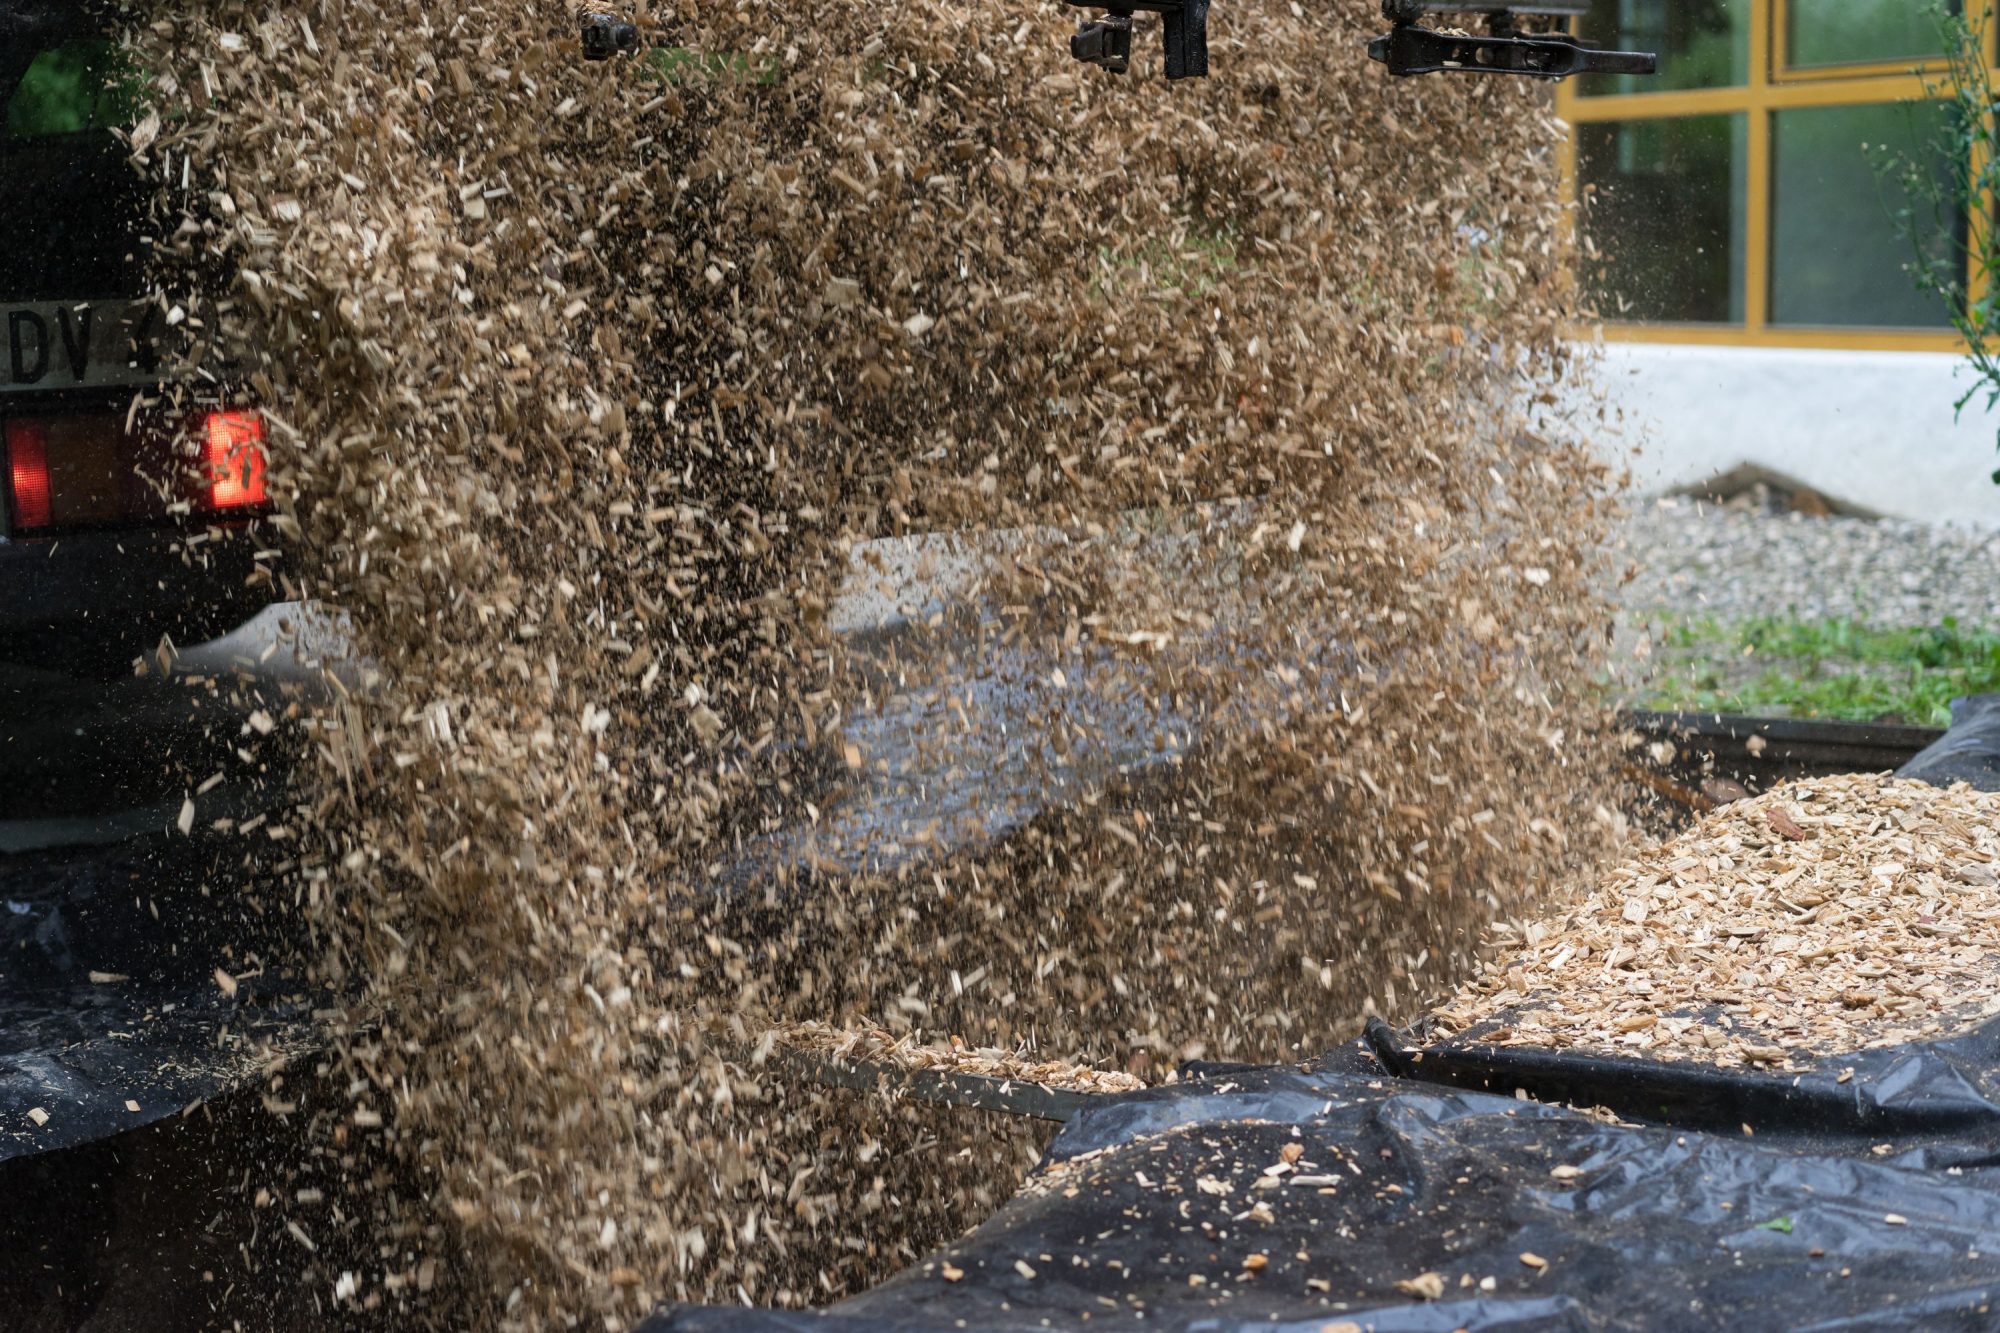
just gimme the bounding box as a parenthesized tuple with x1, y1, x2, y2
(0, 405, 268, 536)
(203, 410, 268, 511)
(6, 419, 52, 531)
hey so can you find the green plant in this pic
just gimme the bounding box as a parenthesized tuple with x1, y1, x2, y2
(1643, 614, 2000, 726)
(639, 46, 780, 87)
(6, 38, 144, 138)
(1094, 221, 1239, 300)
(1873, 3, 2000, 482)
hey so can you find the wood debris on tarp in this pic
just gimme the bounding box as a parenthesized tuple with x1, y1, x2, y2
(1438, 774, 2000, 1068)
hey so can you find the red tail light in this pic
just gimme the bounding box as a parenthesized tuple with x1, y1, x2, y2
(0, 408, 267, 535)
(204, 410, 268, 511)
(6, 419, 52, 531)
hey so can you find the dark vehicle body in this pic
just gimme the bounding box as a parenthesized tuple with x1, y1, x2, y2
(1, 0, 267, 678)
(0, 20, 300, 1298)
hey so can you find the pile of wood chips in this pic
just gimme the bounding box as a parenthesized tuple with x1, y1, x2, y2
(769, 1021, 1145, 1095)
(1437, 774, 2000, 1069)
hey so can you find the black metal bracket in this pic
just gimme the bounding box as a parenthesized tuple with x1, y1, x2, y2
(1066, 0, 1209, 79)
(580, 12, 640, 62)
(1071, 11, 1135, 73)
(1368, 2, 1656, 81)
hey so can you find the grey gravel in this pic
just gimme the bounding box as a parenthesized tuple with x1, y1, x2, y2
(1617, 497, 2000, 629)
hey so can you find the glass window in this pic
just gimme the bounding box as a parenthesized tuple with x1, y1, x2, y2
(1770, 101, 1964, 328)
(0, 39, 147, 301)
(1786, 0, 1956, 71)
(1579, 115, 1749, 324)
(5, 40, 141, 140)
(1578, 0, 1750, 97)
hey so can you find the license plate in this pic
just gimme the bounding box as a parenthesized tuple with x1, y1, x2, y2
(3, 299, 176, 395)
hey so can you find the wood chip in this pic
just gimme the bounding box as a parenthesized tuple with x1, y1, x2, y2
(766, 1020, 1144, 1094)
(1443, 776, 2000, 1065)
(113, 5, 1633, 1321)
(1768, 808, 1808, 841)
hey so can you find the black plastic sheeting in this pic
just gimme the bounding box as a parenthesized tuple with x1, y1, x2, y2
(2, 594, 1303, 1162)
(645, 1025, 2000, 1332)
(641, 697, 2000, 1331)
(1897, 694, 2000, 791)
(0, 628, 1204, 1159)
(0, 831, 309, 1161)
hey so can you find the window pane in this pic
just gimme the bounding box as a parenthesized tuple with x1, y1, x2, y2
(1787, 0, 1955, 70)
(1580, 116, 1748, 324)
(1578, 0, 1749, 97)
(1771, 102, 1963, 328)
(0, 40, 147, 302)
(5, 40, 141, 139)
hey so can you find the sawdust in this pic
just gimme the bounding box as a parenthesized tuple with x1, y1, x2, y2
(113, 0, 1623, 1326)
(768, 1020, 1147, 1094)
(1438, 774, 2000, 1068)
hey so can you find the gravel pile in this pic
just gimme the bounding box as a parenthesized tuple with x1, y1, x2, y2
(1619, 498, 2000, 629)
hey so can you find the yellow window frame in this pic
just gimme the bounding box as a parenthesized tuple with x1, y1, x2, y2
(1556, 0, 1999, 352)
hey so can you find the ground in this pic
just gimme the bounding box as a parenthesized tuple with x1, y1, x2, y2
(1617, 489, 2000, 726)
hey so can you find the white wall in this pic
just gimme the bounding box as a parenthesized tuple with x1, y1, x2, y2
(1586, 342, 2000, 524)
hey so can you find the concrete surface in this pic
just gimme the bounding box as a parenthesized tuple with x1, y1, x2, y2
(1588, 342, 2000, 524)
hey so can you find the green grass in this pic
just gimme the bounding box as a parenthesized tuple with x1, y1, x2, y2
(1643, 614, 2000, 727)
(1096, 223, 1239, 300)
(640, 47, 780, 87)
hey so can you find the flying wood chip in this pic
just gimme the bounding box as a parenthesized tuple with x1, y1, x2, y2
(122, 0, 1620, 1321)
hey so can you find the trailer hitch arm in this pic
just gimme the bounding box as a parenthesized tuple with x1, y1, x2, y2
(1369, 23, 1656, 79)
(1368, 2, 1657, 82)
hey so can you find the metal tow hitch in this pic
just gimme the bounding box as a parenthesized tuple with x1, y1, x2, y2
(1066, 0, 1211, 79)
(580, 12, 640, 61)
(1368, 2, 1657, 81)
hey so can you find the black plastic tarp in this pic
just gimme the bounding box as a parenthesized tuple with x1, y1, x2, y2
(1897, 694, 2000, 791)
(0, 831, 309, 1161)
(641, 697, 2000, 1331)
(644, 1021, 2000, 1332)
